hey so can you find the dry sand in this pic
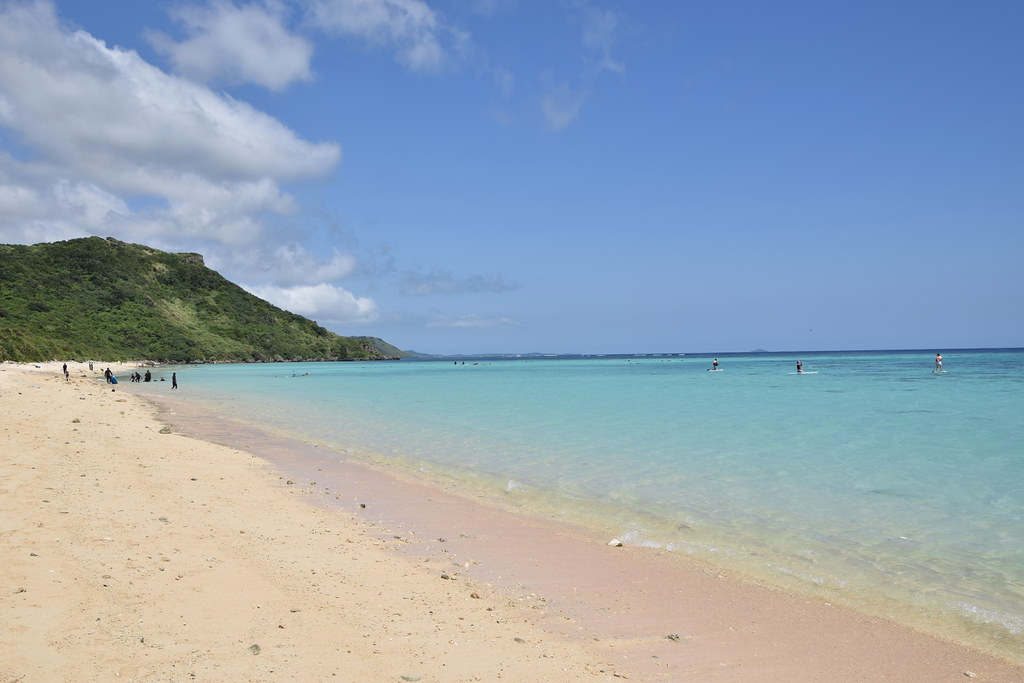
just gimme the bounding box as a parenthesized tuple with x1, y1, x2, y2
(3, 361, 1023, 682)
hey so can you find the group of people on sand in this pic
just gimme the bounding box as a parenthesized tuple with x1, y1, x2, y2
(63, 363, 178, 389)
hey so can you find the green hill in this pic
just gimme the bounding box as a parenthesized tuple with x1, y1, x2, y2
(0, 237, 408, 363)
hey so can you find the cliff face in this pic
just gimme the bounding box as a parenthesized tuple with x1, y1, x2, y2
(0, 237, 406, 363)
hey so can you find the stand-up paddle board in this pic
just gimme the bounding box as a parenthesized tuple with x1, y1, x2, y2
(790, 371, 818, 374)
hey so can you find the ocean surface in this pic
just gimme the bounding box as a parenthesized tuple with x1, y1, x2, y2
(136, 348, 1024, 660)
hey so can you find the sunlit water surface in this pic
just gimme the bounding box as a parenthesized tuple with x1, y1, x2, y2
(138, 349, 1024, 661)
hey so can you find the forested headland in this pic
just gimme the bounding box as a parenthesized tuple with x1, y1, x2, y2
(0, 237, 406, 363)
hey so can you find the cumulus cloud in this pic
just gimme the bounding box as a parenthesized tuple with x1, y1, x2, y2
(246, 282, 379, 323)
(0, 20, 337, 186)
(400, 268, 519, 296)
(149, 0, 314, 91)
(427, 314, 519, 328)
(0, 0, 339, 250)
(305, 0, 468, 72)
(0, 0, 529, 333)
(213, 244, 358, 287)
(0, 0, 378, 323)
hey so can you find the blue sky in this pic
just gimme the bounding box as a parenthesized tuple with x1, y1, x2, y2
(0, 0, 1021, 354)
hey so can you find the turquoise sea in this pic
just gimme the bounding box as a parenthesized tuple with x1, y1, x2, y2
(138, 348, 1024, 660)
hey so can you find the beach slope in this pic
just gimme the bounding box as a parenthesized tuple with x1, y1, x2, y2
(0, 363, 617, 681)
(4, 362, 1023, 682)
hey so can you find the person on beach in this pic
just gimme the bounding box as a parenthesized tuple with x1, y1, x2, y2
(104, 368, 112, 383)
(934, 353, 943, 372)
(62, 363, 69, 381)
(144, 370, 152, 382)
(172, 373, 178, 390)
(796, 360, 803, 374)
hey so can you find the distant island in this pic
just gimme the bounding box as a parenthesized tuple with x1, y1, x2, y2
(0, 237, 407, 363)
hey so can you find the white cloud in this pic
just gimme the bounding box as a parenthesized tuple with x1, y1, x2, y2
(400, 268, 518, 296)
(539, 78, 588, 131)
(212, 243, 358, 287)
(0, 38, 338, 187)
(52, 179, 131, 226)
(271, 243, 359, 284)
(0, 182, 40, 218)
(246, 282, 379, 323)
(534, 1, 624, 131)
(428, 314, 519, 328)
(580, 5, 624, 75)
(306, 0, 468, 72)
(0, 149, 131, 242)
(149, 1, 314, 92)
(0, 0, 340, 251)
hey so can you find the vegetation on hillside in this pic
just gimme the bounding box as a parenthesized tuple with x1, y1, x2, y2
(0, 237, 407, 363)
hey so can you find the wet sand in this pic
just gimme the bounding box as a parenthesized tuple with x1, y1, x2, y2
(4, 361, 1023, 681)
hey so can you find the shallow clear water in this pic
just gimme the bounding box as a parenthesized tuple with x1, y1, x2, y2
(141, 349, 1024, 659)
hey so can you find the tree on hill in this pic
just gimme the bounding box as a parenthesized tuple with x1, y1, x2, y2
(0, 236, 406, 363)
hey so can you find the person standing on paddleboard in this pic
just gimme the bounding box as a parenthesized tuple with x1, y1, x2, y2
(935, 353, 943, 372)
(796, 360, 803, 374)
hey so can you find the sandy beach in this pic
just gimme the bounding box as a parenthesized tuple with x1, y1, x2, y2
(3, 361, 1023, 682)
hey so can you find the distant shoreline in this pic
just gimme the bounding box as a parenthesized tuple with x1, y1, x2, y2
(7, 346, 1021, 367)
